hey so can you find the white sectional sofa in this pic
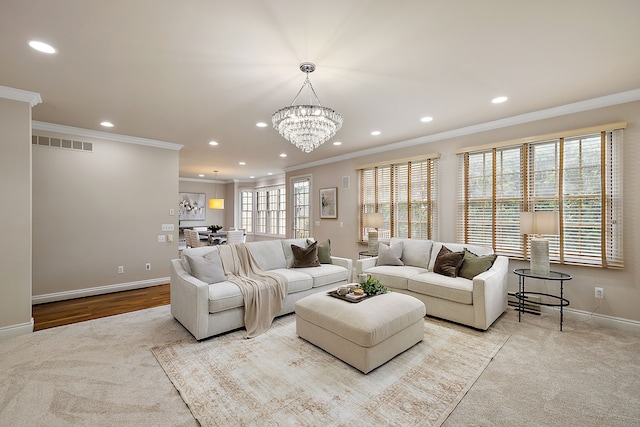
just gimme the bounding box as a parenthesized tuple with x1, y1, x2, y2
(170, 238, 352, 340)
(356, 238, 508, 330)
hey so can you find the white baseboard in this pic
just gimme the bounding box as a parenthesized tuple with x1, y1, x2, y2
(541, 306, 640, 334)
(32, 278, 170, 305)
(0, 318, 34, 340)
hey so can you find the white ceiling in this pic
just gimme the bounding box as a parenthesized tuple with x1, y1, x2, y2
(2, 0, 640, 181)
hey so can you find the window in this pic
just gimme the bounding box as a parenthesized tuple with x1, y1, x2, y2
(248, 185, 287, 236)
(358, 155, 439, 241)
(457, 123, 624, 268)
(239, 189, 253, 233)
(291, 176, 311, 238)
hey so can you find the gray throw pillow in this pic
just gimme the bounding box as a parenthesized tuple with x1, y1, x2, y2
(459, 249, 497, 280)
(184, 250, 227, 284)
(433, 246, 465, 278)
(292, 241, 320, 268)
(376, 241, 404, 266)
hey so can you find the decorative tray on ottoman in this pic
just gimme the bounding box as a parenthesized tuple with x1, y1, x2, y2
(327, 290, 373, 303)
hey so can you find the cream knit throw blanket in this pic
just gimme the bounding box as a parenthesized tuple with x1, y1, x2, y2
(217, 243, 288, 338)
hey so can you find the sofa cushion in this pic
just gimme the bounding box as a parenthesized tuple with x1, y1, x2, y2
(391, 238, 433, 268)
(268, 268, 313, 294)
(292, 241, 321, 268)
(433, 246, 465, 278)
(459, 249, 497, 280)
(362, 265, 428, 290)
(408, 272, 473, 305)
(293, 264, 350, 287)
(247, 240, 286, 271)
(376, 241, 404, 266)
(184, 250, 227, 284)
(428, 242, 494, 271)
(208, 281, 244, 313)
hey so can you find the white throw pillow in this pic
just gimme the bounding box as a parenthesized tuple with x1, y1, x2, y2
(184, 250, 227, 284)
(376, 241, 404, 266)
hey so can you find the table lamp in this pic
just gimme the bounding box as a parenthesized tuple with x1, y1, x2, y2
(363, 212, 384, 255)
(520, 211, 559, 276)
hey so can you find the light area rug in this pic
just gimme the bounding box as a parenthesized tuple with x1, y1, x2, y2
(152, 315, 510, 427)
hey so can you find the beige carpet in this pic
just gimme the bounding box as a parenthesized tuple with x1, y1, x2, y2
(152, 315, 510, 427)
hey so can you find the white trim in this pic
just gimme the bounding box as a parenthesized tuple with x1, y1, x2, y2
(0, 318, 34, 340)
(285, 88, 640, 173)
(32, 121, 183, 151)
(32, 278, 169, 304)
(541, 306, 640, 334)
(0, 85, 42, 107)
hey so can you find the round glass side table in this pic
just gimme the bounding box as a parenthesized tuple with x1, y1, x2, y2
(513, 268, 572, 331)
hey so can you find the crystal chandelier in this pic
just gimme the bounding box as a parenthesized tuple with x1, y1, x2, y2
(272, 62, 343, 153)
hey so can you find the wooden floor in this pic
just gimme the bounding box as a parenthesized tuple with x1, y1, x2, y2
(32, 284, 171, 331)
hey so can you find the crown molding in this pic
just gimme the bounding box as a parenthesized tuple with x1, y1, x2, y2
(32, 121, 183, 151)
(0, 85, 42, 107)
(179, 177, 225, 184)
(284, 88, 640, 173)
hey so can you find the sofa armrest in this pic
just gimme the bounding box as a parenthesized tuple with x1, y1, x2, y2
(330, 256, 353, 274)
(471, 255, 509, 329)
(355, 256, 378, 275)
(170, 259, 210, 340)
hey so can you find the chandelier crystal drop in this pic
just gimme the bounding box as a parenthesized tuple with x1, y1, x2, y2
(272, 62, 343, 153)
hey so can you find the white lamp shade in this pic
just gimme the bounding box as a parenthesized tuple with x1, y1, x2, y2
(209, 198, 225, 209)
(363, 212, 383, 229)
(520, 211, 558, 235)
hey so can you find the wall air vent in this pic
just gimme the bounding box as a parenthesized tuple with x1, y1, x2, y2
(32, 135, 93, 152)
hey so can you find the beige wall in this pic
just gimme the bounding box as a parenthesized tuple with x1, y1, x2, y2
(32, 130, 180, 301)
(288, 101, 640, 323)
(0, 97, 33, 336)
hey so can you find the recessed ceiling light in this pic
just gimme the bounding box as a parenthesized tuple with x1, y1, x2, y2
(492, 96, 508, 104)
(333, 141, 342, 146)
(239, 162, 246, 165)
(198, 174, 205, 178)
(371, 131, 381, 136)
(256, 122, 268, 128)
(100, 121, 114, 127)
(208, 140, 218, 146)
(28, 40, 57, 54)
(420, 116, 433, 123)
(279, 153, 287, 158)
(268, 172, 273, 175)
(249, 176, 255, 179)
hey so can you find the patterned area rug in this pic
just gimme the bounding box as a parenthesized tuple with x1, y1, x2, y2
(152, 315, 510, 427)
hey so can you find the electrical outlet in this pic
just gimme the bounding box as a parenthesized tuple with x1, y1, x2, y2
(595, 287, 604, 299)
(145, 263, 151, 271)
(118, 266, 124, 274)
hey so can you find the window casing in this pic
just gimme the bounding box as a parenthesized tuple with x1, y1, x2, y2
(358, 156, 439, 242)
(246, 184, 286, 237)
(457, 125, 623, 268)
(291, 177, 311, 238)
(239, 189, 253, 233)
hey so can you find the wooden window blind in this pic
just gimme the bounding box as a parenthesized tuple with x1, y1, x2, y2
(358, 155, 439, 242)
(457, 124, 624, 268)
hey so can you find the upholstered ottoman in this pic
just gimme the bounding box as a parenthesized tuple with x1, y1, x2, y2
(294, 291, 426, 374)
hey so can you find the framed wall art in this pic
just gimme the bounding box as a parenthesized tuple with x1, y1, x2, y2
(178, 192, 206, 220)
(320, 187, 338, 219)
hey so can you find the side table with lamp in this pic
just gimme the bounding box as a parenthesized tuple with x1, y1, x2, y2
(517, 210, 570, 330)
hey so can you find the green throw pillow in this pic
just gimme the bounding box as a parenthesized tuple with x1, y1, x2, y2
(458, 249, 497, 280)
(308, 239, 332, 264)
